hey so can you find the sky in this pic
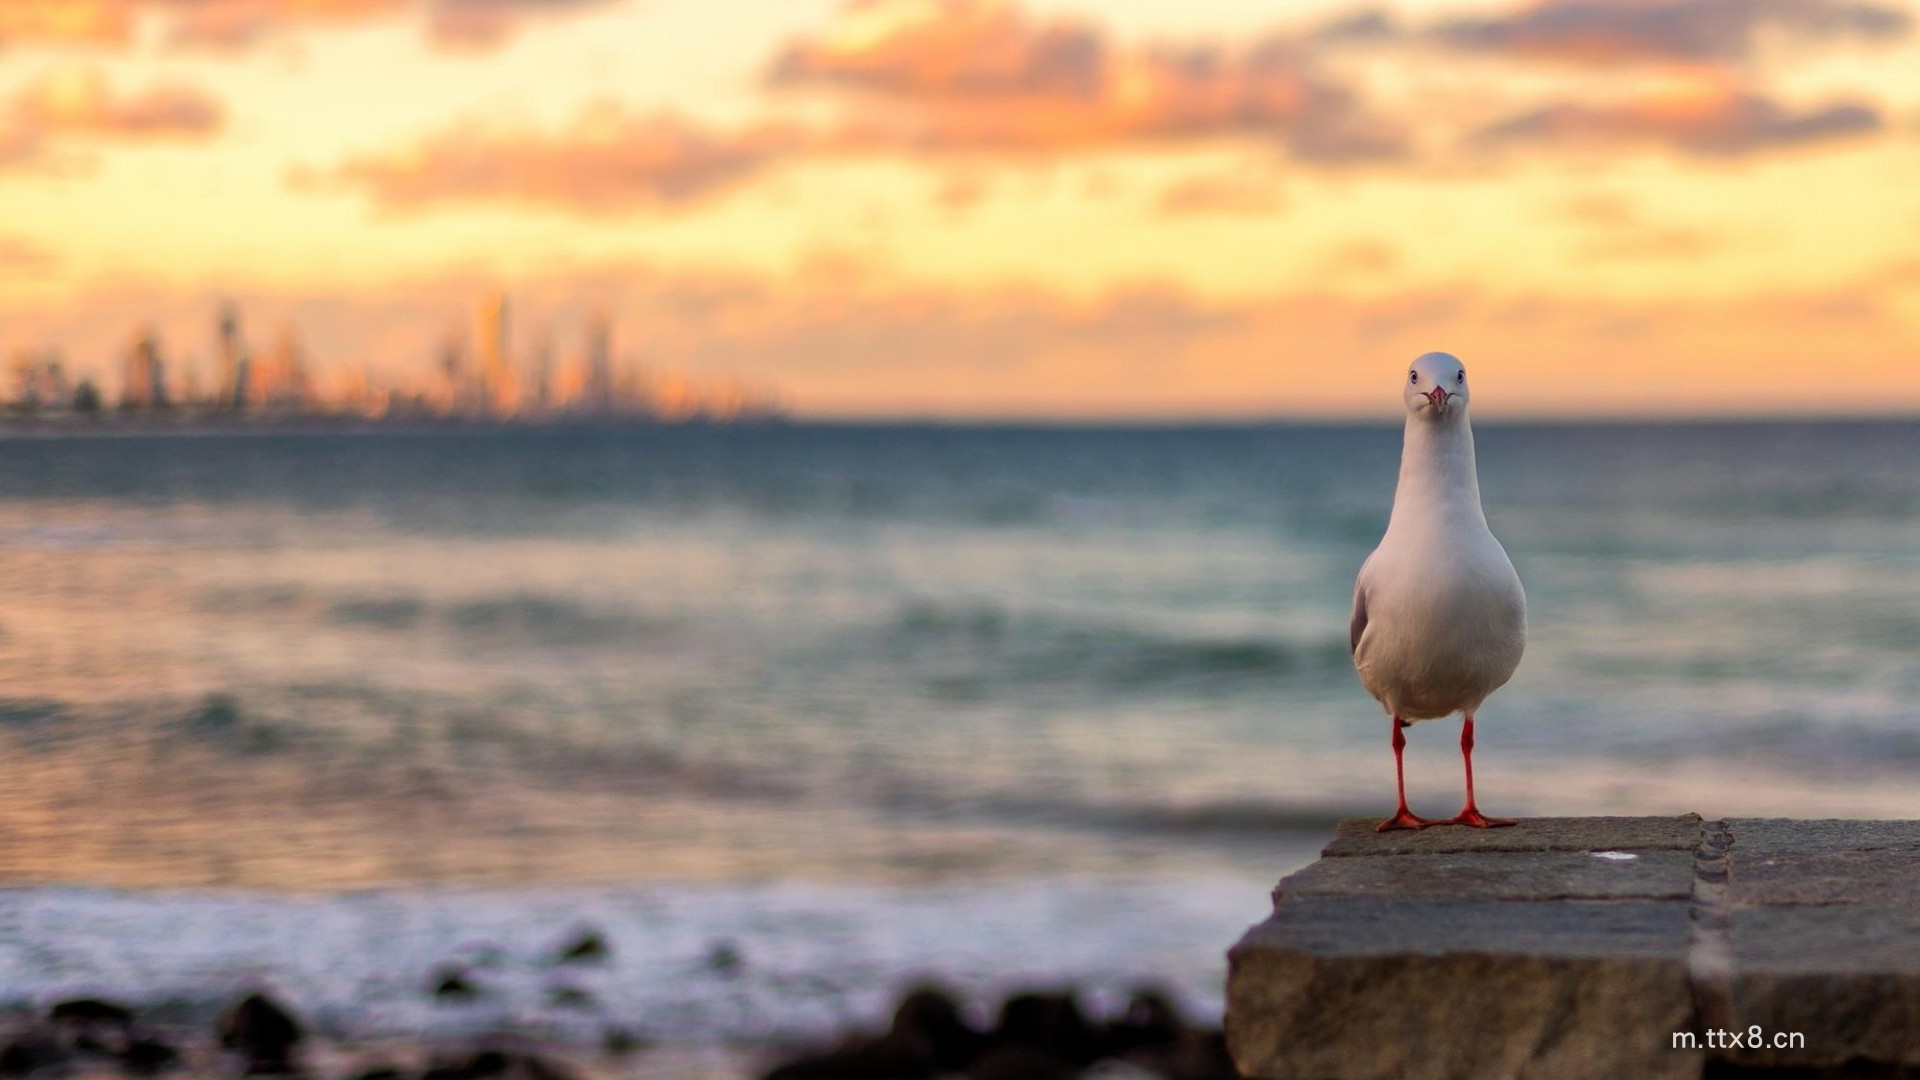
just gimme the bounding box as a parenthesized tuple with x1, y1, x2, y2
(2, 0, 1919, 419)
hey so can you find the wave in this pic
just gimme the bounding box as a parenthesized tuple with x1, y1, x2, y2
(885, 600, 1348, 692)
(440, 594, 672, 648)
(877, 787, 1365, 840)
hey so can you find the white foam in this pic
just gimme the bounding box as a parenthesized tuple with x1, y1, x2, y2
(0, 876, 1269, 1046)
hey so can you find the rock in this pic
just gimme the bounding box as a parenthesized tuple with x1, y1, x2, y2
(517, 1053, 580, 1080)
(1319, 814, 1704, 857)
(420, 1050, 511, 1080)
(890, 985, 982, 1072)
(544, 986, 595, 1011)
(119, 1036, 180, 1076)
(759, 1033, 936, 1080)
(345, 1067, 405, 1080)
(966, 1045, 1078, 1080)
(432, 969, 481, 1001)
(0, 1032, 70, 1078)
(49, 998, 136, 1028)
(600, 1028, 650, 1059)
(705, 941, 744, 976)
(552, 929, 610, 966)
(1228, 816, 1920, 1079)
(1103, 989, 1186, 1058)
(990, 992, 1101, 1067)
(217, 992, 304, 1075)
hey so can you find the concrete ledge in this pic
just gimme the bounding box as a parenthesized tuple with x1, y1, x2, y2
(1226, 816, 1920, 1080)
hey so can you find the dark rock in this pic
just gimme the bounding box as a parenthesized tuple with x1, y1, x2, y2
(0, 1032, 70, 1078)
(420, 1050, 511, 1080)
(346, 1068, 405, 1080)
(966, 1045, 1077, 1080)
(49, 998, 136, 1027)
(217, 992, 304, 1075)
(760, 1033, 936, 1080)
(1104, 988, 1186, 1058)
(552, 930, 609, 966)
(517, 1053, 580, 1080)
(432, 969, 480, 1001)
(889, 985, 982, 1072)
(544, 986, 594, 1011)
(119, 1036, 180, 1076)
(990, 992, 1100, 1067)
(600, 1029, 650, 1059)
(705, 941, 744, 976)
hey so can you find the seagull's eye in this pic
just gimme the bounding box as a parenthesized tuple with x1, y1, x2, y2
(1409, 371, 1418, 384)
(1456, 370, 1465, 384)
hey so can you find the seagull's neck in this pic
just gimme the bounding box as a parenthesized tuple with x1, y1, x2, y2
(1388, 414, 1486, 531)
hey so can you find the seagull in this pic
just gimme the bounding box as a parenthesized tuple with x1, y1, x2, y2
(1349, 351, 1526, 831)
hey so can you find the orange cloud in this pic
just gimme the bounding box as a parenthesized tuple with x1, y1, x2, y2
(428, 0, 615, 49)
(769, 0, 1408, 163)
(0, 235, 57, 276)
(0, 1, 134, 46)
(12, 69, 224, 138)
(1155, 170, 1286, 217)
(312, 104, 794, 212)
(1433, 0, 1911, 67)
(0, 0, 615, 52)
(1473, 78, 1881, 156)
(0, 69, 225, 172)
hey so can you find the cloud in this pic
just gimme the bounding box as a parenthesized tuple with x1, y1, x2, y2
(11, 68, 224, 138)
(1472, 79, 1881, 156)
(0, 235, 57, 275)
(767, 0, 1409, 163)
(310, 103, 793, 213)
(1155, 170, 1285, 217)
(1433, 0, 1912, 67)
(427, 0, 616, 49)
(0, 1, 135, 46)
(0, 0, 617, 53)
(0, 69, 226, 172)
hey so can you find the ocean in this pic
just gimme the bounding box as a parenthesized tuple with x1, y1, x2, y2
(1, 421, 1917, 1051)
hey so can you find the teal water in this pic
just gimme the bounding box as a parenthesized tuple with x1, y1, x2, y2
(0, 421, 1915, 1040)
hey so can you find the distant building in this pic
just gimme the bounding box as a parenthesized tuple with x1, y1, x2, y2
(121, 328, 168, 410)
(476, 292, 518, 416)
(9, 347, 72, 413)
(583, 309, 613, 413)
(217, 301, 249, 408)
(253, 324, 312, 411)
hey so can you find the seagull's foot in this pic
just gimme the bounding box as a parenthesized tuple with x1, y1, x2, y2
(1443, 808, 1516, 829)
(1376, 808, 1440, 832)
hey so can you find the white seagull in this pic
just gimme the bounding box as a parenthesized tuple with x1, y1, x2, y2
(1349, 351, 1527, 831)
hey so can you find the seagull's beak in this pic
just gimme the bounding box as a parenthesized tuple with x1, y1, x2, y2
(1425, 386, 1450, 411)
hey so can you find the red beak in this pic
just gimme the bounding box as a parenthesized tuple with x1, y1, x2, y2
(1426, 386, 1449, 409)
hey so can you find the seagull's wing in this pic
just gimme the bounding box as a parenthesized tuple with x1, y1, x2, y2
(1348, 563, 1371, 658)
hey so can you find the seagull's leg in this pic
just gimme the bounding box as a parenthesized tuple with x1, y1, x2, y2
(1378, 716, 1437, 831)
(1445, 714, 1515, 828)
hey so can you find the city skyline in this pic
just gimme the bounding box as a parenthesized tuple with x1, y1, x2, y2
(6, 293, 785, 423)
(3, 1, 1920, 418)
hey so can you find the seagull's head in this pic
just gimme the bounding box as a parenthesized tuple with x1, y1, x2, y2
(1404, 351, 1469, 421)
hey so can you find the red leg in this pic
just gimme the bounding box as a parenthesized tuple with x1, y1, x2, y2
(1444, 714, 1515, 828)
(1377, 716, 1437, 831)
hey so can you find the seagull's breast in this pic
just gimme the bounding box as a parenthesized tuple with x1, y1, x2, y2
(1353, 524, 1527, 720)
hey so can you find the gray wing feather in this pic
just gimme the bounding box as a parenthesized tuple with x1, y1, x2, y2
(1348, 579, 1368, 657)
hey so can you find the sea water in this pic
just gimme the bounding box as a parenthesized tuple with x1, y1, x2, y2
(1, 421, 1916, 1044)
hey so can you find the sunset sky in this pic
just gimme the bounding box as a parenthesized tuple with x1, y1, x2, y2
(3, 0, 1919, 418)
